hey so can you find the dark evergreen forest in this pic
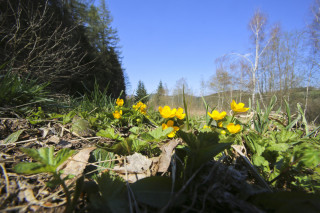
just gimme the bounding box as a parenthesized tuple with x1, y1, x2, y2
(0, 0, 126, 98)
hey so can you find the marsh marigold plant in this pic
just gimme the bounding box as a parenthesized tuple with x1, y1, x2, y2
(231, 100, 249, 113)
(162, 120, 179, 138)
(208, 110, 227, 121)
(227, 123, 241, 134)
(133, 101, 147, 114)
(175, 107, 186, 120)
(221, 130, 227, 135)
(113, 110, 122, 119)
(116, 98, 124, 107)
(159, 106, 177, 118)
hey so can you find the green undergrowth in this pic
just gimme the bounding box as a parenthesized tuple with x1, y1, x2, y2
(3, 82, 320, 212)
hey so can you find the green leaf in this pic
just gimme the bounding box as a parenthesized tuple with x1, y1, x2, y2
(14, 147, 74, 174)
(177, 130, 197, 149)
(63, 111, 76, 124)
(252, 154, 269, 167)
(297, 103, 309, 135)
(97, 128, 123, 141)
(182, 86, 190, 130)
(13, 162, 54, 174)
(54, 148, 76, 168)
(91, 148, 116, 170)
(284, 99, 292, 124)
(151, 126, 174, 140)
(263, 95, 277, 122)
(266, 143, 289, 152)
(286, 114, 301, 130)
(131, 138, 149, 152)
(280, 130, 300, 142)
(71, 118, 93, 136)
(129, 126, 140, 135)
(195, 143, 231, 168)
(109, 139, 133, 155)
(249, 191, 320, 213)
(91, 173, 128, 213)
(141, 126, 173, 142)
(294, 144, 320, 169)
(131, 176, 177, 208)
(304, 125, 320, 138)
(244, 132, 265, 155)
(3, 130, 24, 144)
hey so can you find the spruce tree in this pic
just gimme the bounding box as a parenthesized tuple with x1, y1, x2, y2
(135, 81, 148, 103)
(155, 80, 165, 106)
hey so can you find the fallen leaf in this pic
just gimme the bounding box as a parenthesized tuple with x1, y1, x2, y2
(113, 153, 154, 183)
(3, 130, 24, 144)
(113, 152, 152, 174)
(158, 139, 179, 173)
(59, 147, 96, 180)
(47, 135, 60, 144)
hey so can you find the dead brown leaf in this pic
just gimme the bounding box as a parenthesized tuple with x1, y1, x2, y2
(158, 139, 179, 173)
(59, 147, 96, 180)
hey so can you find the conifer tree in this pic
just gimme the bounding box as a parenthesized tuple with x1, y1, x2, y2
(155, 80, 165, 106)
(135, 81, 149, 103)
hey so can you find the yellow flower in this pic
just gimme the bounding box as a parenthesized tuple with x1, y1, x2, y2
(203, 125, 211, 129)
(227, 123, 241, 134)
(113, 110, 122, 119)
(231, 100, 249, 113)
(218, 121, 223, 128)
(159, 106, 177, 118)
(208, 110, 227, 121)
(116, 98, 124, 107)
(175, 107, 186, 119)
(133, 101, 147, 114)
(162, 120, 179, 138)
(221, 130, 227, 135)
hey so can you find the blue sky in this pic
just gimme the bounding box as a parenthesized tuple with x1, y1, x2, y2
(105, 0, 314, 96)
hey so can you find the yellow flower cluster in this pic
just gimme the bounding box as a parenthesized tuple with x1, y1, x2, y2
(133, 101, 147, 114)
(227, 123, 241, 134)
(203, 125, 211, 129)
(162, 120, 179, 138)
(158, 106, 186, 120)
(208, 110, 226, 121)
(231, 100, 249, 113)
(205, 100, 249, 135)
(113, 110, 122, 119)
(116, 98, 124, 107)
(158, 105, 186, 138)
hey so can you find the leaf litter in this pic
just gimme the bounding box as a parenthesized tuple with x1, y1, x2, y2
(1, 117, 319, 212)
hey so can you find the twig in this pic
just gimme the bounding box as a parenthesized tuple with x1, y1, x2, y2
(56, 123, 90, 142)
(161, 165, 205, 213)
(69, 137, 101, 142)
(0, 138, 37, 146)
(231, 145, 272, 192)
(0, 163, 10, 200)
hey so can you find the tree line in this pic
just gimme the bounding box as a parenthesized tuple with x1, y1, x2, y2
(135, 2, 320, 123)
(205, 6, 320, 122)
(0, 0, 126, 98)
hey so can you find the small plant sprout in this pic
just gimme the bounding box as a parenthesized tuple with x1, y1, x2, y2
(13, 147, 76, 212)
